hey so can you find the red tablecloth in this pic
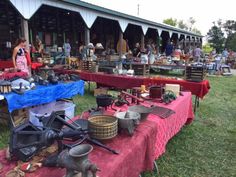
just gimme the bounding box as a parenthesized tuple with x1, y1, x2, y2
(0, 120, 157, 177)
(114, 91, 194, 158)
(80, 72, 144, 89)
(0, 60, 14, 69)
(0, 60, 42, 70)
(0, 92, 194, 177)
(0, 71, 28, 80)
(144, 78, 210, 99)
(54, 69, 210, 98)
(31, 62, 43, 70)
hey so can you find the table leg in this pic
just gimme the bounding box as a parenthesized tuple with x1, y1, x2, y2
(9, 112, 15, 128)
(88, 81, 91, 93)
(197, 96, 200, 107)
(194, 96, 200, 113)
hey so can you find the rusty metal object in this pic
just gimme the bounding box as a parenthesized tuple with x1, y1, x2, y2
(58, 144, 98, 177)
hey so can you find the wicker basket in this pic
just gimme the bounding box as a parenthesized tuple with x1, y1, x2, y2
(88, 115, 118, 140)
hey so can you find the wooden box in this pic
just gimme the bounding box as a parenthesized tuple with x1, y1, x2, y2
(185, 66, 206, 82)
(94, 88, 108, 96)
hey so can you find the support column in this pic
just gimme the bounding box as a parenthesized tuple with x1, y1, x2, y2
(85, 27, 90, 46)
(119, 31, 123, 56)
(141, 34, 145, 50)
(21, 18, 30, 50)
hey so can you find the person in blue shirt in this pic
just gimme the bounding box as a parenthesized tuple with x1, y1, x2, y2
(165, 41, 173, 56)
(222, 48, 229, 58)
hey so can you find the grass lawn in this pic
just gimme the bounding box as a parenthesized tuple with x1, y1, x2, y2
(0, 76, 236, 177)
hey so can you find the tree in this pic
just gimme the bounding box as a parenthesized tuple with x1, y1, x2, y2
(225, 33, 236, 51)
(178, 20, 188, 30)
(191, 27, 201, 35)
(202, 43, 213, 54)
(163, 17, 202, 34)
(207, 23, 225, 53)
(188, 17, 196, 31)
(223, 20, 236, 36)
(163, 18, 177, 27)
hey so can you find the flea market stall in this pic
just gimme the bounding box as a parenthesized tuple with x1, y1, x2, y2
(0, 0, 209, 177)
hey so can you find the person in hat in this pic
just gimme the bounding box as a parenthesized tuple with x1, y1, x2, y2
(12, 37, 30, 75)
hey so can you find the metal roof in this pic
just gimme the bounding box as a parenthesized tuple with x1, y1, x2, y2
(62, 0, 203, 38)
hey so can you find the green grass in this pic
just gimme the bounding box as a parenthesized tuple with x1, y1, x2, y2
(0, 76, 236, 177)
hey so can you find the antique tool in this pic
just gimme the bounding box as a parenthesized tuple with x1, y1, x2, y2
(121, 91, 144, 104)
(150, 106, 175, 119)
(9, 111, 119, 162)
(58, 144, 98, 177)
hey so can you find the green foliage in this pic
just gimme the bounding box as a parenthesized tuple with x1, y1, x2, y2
(202, 43, 213, 53)
(223, 20, 236, 36)
(164, 17, 201, 35)
(191, 27, 201, 35)
(163, 18, 177, 27)
(225, 33, 236, 51)
(207, 24, 225, 53)
(178, 20, 188, 30)
(144, 76, 236, 177)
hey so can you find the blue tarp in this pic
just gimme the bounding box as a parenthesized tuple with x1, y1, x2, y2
(3, 80, 85, 112)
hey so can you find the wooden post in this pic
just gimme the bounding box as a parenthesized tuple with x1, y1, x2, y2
(119, 31, 123, 56)
(21, 18, 30, 50)
(85, 27, 90, 46)
(141, 34, 145, 50)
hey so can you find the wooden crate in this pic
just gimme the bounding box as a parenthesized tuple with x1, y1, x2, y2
(185, 66, 206, 82)
(81, 61, 96, 71)
(130, 64, 150, 76)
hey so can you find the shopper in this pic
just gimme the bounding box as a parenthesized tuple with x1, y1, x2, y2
(193, 45, 202, 62)
(63, 39, 71, 58)
(12, 37, 30, 74)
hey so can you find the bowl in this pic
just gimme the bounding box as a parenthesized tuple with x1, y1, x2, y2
(128, 105, 152, 120)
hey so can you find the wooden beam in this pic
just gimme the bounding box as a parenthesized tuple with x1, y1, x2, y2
(21, 18, 30, 50)
(141, 34, 145, 50)
(85, 27, 90, 45)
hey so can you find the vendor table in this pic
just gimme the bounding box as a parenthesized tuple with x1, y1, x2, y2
(0, 71, 28, 80)
(54, 69, 144, 90)
(2, 80, 85, 113)
(0, 60, 14, 69)
(144, 78, 210, 99)
(0, 92, 194, 177)
(55, 69, 210, 98)
(0, 80, 84, 127)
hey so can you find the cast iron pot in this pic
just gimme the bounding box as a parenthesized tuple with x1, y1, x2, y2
(96, 94, 114, 108)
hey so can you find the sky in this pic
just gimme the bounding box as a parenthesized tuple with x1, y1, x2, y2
(83, 0, 236, 41)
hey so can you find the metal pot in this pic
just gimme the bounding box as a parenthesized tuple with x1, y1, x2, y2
(115, 111, 141, 135)
(96, 94, 113, 108)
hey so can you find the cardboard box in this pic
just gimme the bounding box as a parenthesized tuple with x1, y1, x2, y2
(94, 88, 108, 96)
(165, 84, 180, 97)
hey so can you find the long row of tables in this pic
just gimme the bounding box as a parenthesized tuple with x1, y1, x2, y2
(55, 69, 210, 99)
(0, 92, 194, 177)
